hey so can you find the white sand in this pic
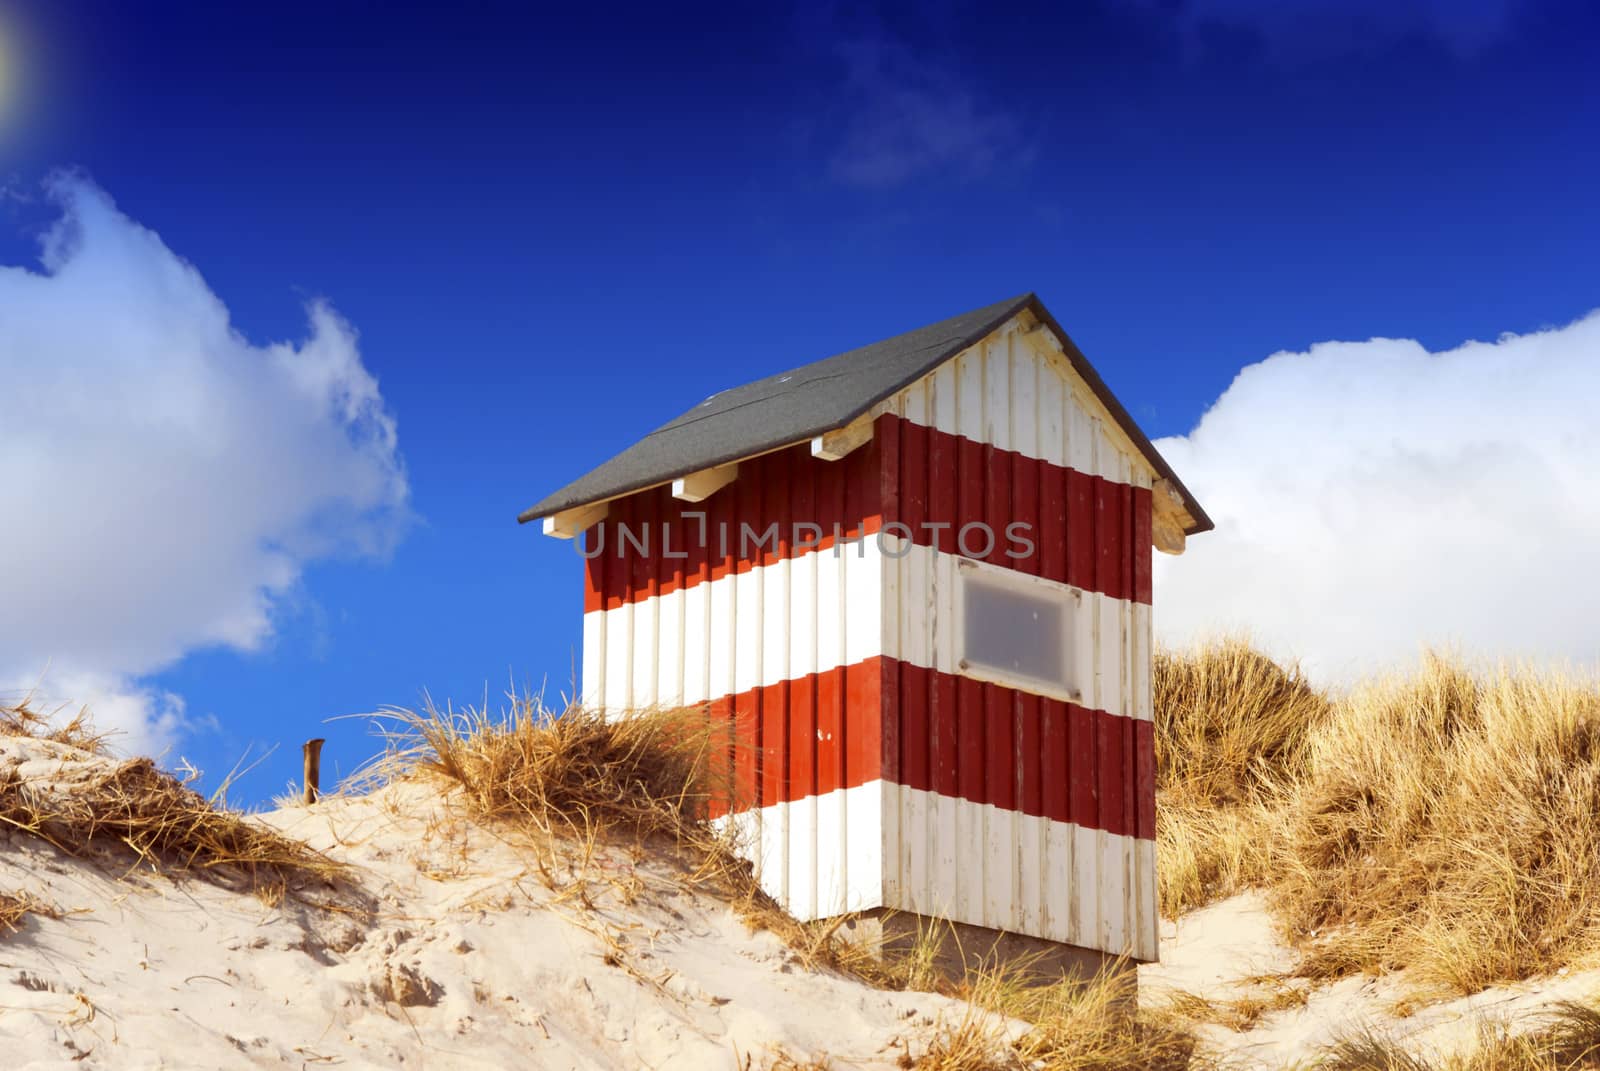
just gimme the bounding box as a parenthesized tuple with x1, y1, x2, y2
(0, 735, 977, 1070)
(1141, 891, 1600, 1068)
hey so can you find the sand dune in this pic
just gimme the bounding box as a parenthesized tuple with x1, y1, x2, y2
(2, 734, 977, 1070)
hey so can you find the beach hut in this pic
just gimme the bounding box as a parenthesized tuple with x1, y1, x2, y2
(520, 293, 1210, 973)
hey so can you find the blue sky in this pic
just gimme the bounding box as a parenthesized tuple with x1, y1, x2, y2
(2, 0, 1597, 802)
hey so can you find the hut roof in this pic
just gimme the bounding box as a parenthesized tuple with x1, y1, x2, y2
(519, 293, 1211, 534)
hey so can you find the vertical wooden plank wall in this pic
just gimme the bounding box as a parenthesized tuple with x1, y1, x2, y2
(578, 440, 892, 918)
(871, 319, 1160, 962)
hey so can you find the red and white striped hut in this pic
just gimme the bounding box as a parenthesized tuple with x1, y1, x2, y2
(520, 293, 1210, 973)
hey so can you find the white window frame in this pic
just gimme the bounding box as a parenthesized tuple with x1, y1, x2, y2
(953, 556, 1086, 704)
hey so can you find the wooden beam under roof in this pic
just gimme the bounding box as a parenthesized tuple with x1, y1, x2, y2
(1152, 479, 1190, 555)
(811, 413, 874, 461)
(541, 501, 608, 540)
(671, 462, 739, 503)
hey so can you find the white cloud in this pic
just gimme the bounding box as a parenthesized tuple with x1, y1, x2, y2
(1153, 311, 1600, 683)
(1, 173, 408, 754)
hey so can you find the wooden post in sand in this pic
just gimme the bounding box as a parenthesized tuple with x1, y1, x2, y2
(302, 738, 325, 805)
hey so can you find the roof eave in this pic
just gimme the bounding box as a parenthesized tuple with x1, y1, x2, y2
(516, 293, 1038, 526)
(516, 432, 818, 525)
(518, 292, 1214, 536)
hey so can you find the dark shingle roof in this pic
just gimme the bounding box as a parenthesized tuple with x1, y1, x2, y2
(519, 293, 1212, 534)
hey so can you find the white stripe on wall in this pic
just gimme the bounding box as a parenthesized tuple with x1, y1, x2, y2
(723, 780, 1158, 962)
(583, 540, 1150, 722)
(872, 317, 1158, 493)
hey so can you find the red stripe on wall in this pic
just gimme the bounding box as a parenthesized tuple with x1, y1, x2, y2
(1041, 698, 1070, 824)
(878, 413, 1151, 603)
(899, 660, 928, 792)
(1018, 692, 1042, 817)
(927, 415, 957, 558)
(586, 414, 1153, 612)
(985, 681, 1014, 811)
(818, 667, 844, 806)
(1132, 486, 1153, 605)
(983, 444, 1009, 566)
(958, 675, 984, 805)
(582, 437, 884, 612)
(846, 662, 884, 790)
(1066, 469, 1096, 594)
(900, 419, 929, 539)
(1013, 453, 1041, 579)
(957, 437, 984, 560)
(1134, 719, 1156, 841)
(703, 657, 1153, 840)
(1096, 714, 1123, 841)
(879, 402, 901, 533)
(932, 666, 959, 800)
(1068, 696, 1096, 830)
(758, 680, 780, 809)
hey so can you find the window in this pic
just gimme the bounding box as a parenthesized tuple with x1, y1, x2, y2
(956, 558, 1082, 702)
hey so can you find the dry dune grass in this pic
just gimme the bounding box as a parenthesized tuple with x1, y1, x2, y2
(1, 695, 110, 754)
(1154, 636, 1332, 916)
(1280, 656, 1600, 993)
(1156, 640, 1600, 997)
(1162, 976, 1313, 1034)
(1155, 636, 1332, 807)
(0, 889, 60, 935)
(0, 698, 343, 896)
(917, 967, 1196, 1071)
(1319, 1000, 1600, 1071)
(381, 697, 729, 847)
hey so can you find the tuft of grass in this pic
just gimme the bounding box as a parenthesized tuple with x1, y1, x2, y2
(1162, 976, 1312, 1033)
(1004, 968, 1196, 1071)
(916, 964, 1199, 1070)
(2, 696, 111, 754)
(1277, 656, 1600, 993)
(912, 999, 1013, 1071)
(1154, 636, 1330, 916)
(1317, 998, 1600, 1070)
(1158, 640, 1600, 998)
(373, 697, 727, 845)
(1523, 1001, 1600, 1069)
(1155, 636, 1332, 807)
(1, 725, 343, 894)
(0, 890, 60, 936)
(1318, 1029, 1438, 1071)
(1157, 793, 1284, 920)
